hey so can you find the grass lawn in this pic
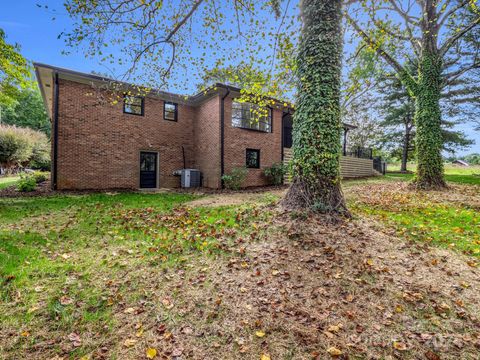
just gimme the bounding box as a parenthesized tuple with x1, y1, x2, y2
(385, 164, 480, 186)
(0, 191, 276, 358)
(1, 184, 479, 359)
(0, 176, 20, 190)
(344, 169, 480, 257)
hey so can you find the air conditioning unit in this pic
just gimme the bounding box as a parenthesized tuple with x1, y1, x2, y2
(181, 169, 201, 188)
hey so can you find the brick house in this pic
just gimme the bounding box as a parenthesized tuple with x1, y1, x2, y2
(35, 63, 377, 190)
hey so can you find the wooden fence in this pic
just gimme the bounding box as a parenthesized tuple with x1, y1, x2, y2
(283, 148, 376, 181)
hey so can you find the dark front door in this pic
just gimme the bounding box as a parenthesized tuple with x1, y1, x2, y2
(140, 152, 157, 188)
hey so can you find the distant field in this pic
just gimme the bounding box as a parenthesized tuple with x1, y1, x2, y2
(385, 163, 480, 185)
(388, 162, 480, 174)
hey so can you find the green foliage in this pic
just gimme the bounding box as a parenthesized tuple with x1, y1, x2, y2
(16, 174, 37, 192)
(221, 167, 248, 190)
(0, 29, 31, 106)
(284, 0, 347, 213)
(32, 171, 49, 183)
(263, 162, 286, 185)
(2, 88, 51, 137)
(413, 54, 446, 188)
(0, 125, 50, 171)
(462, 153, 480, 165)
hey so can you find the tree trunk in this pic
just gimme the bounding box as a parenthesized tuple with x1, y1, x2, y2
(413, 53, 446, 189)
(400, 122, 411, 173)
(412, 1, 447, 189)
(282, 0, 348, 214)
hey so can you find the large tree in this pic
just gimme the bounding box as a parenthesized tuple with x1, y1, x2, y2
(378, 73, 473, 172)
(59, 0, 349, 214)
(346, 0, 480, 189)
(0, 29, 30, 107)
(282, 0, 347, 214)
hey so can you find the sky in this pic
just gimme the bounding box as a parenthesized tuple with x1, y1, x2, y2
(1, 0, 479, 156)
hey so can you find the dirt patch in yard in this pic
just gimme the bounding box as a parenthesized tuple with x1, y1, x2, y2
(127, 215, 478, 360)
(187, 189, 286, 207)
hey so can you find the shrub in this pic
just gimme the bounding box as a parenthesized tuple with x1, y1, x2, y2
(264, 162, 286, 185)
(32, 171, 49, 183)
(16, 174, 37, 192)
(221, 167, 248, 190)
(0, 125, 50, 171)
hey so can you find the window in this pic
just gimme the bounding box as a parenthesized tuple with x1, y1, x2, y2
(232, 101, 272, 132)
(123, 95, 144, 116)
(164, 101, 178, 121)
(246, 149, 260, 168)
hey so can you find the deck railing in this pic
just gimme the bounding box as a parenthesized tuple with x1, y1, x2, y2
(344, 147, 373, 159)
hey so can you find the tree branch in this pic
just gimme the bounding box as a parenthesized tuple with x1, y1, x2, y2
(345, 13, 414, 82)
(440, 16, 480, 55)
(125, 0, 205, 80)
(437, 0, 470, 30)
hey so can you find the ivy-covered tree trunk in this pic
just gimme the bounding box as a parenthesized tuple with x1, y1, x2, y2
(413, 53, 447, 189)
(282, 0, 348, 214)
(411, 1, 447, 189)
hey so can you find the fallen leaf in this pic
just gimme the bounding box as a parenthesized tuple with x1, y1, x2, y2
(425, 350, 441, 360)
(172, 348, 183, 356)
(68, 332, 82, 347)
(124, 338, 137, 348)
(327, 347, 343, 356)
(124, 307, 136, 314)
(393, 341, 407, 351)
(162, 299, 174, 309)
(146, 347, 157, 359)
(27, 306, 40, 314)
(21, 330, 30, 337)
(255, 330, 266, 338)
(327, 324, 342, 333)
(60, 296, 73, 305)
(260, 354, 271, 360)
(271, 270, 280, 276)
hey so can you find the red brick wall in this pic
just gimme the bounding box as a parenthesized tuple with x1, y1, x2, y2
(55, 79, 284, 190)
(193, 95, 221, 188)
(56, 79, 195, 189)
(223, 97, 283, 187)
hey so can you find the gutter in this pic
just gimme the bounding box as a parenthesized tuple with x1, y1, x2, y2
(52, 72, 59, 190)
(220, 88, 230, 189)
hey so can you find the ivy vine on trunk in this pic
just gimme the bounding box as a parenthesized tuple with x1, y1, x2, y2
(282, 0, 348, 215)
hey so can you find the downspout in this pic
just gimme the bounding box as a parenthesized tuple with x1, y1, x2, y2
(281, 112, 289, 161)
(181, 145, 186, 169)
(220, 88, 230, 189)
(52, 72, 59, 190)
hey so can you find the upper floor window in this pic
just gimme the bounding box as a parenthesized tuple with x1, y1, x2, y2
(232, 101, 272, 133)
(164, 101, 178, 121)
(123, 95, 144, 116)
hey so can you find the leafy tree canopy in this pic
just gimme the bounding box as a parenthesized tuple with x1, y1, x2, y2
(0, 29, 31, 106)
(2, 87, 50, 137)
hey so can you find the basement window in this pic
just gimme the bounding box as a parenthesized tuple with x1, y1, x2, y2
(232, 101, 272, 132)
(246, 149, 260, 168)
(164, 101, 178, 121)
(123, 95, 144, 116)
